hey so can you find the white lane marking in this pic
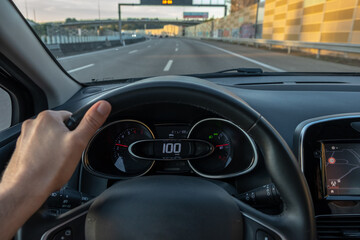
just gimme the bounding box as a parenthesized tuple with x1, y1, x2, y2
(115, 48, 119, 50)
(163, 60, 173, 72)
(67, 64, 94, 73)
(196, 41, 285, 72)
(129, 50, 138, 54)
(175, 48, 178, 52)
(147, 45, 151, 48)
(58, 48, 117, 61)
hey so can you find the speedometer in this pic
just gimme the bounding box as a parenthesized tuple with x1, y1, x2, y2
(112, 123, 154, 175)
(83, 120, 155, 179)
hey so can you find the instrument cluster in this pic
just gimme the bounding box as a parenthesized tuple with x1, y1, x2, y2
(83, 118, 258, 179)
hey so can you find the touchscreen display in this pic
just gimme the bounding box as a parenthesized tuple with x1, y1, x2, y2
(323, 143, 360, 196)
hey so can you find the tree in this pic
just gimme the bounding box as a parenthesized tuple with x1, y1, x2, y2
(65, 18, 77, 23)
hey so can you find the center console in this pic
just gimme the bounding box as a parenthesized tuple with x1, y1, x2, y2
(295, 114, 360, 239)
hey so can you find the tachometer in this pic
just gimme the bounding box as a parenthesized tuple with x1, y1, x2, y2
(188, 118, 257, 178)
(209, 131, 232, 169)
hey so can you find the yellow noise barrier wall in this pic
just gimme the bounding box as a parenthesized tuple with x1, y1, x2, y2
(186, 0, 360, 44)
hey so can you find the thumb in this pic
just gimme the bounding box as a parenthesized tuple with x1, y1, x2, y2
(72, 100, 111, 142)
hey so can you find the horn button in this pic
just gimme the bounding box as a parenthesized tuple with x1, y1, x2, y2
(85, 175, 243, 240)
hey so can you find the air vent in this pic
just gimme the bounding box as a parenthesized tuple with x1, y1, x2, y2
(317, 215, 360, 239)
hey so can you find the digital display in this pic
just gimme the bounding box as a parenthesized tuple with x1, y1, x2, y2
(141, 0, 192, 5)
(129, 139, 213, 160)
(323, 143, 360, 196)
(154, 141, 188, 160)
(155, 125, 190, 139)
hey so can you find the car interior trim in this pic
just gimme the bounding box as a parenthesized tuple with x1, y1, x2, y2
(242, 212, 284, 240)
(297, 113, 360, 172)
(40, 211, 88, 240)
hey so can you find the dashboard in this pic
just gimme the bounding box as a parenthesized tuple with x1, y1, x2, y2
(71, 77, 360, 192)
(6, 74, 360, 240)
(79, 76, 360, 207)
(64, 77, 360, 198)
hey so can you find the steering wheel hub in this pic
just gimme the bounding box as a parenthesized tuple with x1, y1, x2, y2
(85, 175, 243, 240)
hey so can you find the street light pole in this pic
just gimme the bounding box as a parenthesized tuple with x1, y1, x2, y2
(118, 4, 123, 45)
(254, 0, 260, 38)
(98, 0, 101, 20)
(24, 0, 29, 19)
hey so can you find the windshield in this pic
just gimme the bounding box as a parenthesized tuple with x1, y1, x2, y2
(13, 0, 360, 83)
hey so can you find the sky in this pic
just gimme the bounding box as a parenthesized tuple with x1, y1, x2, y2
(13, 0, 227, 23)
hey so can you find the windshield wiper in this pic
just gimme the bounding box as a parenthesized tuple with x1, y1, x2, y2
(185, 68, 265, 78)
(215, 68, 264, 74)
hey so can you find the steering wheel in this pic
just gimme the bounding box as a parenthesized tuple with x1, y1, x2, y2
(62, 76, 316, 240)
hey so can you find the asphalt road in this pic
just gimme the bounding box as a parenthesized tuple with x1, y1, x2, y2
(58, 37, 360, 83)
(1, 38, 360, 130)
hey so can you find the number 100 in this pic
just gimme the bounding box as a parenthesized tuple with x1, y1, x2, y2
(162, 143, 181, 154)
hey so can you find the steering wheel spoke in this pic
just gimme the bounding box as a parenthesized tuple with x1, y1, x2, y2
(234, 196, 286, 240)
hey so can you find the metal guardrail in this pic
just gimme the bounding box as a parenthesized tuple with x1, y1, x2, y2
(197, 37, 360, 58)
(41, 34, 144, 45)
(45, 36, 147, 58)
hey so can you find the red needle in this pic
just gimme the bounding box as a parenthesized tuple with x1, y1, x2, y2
(116, 144, 128, 148)
(215, 144, 229, 148)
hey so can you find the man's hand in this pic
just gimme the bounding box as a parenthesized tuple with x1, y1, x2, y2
(0, 100, 111, 240)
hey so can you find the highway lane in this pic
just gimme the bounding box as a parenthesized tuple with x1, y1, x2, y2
(59, 37, 284, 83)
(58, 38, 360, 83)
(203, 40, 360, 73)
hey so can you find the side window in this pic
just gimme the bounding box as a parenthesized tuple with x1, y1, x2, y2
(0, 87, 12, 131)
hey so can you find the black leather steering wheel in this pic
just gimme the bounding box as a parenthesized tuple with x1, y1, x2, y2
(64, 76, 316, 240)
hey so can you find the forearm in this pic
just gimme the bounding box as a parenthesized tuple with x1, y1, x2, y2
(0, 101, 111, 239)
(0, 181, 48, 240)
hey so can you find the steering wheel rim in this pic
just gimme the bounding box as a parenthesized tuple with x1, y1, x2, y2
(68, 76, 316, 240)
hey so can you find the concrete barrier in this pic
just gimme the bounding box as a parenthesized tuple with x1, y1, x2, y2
(47, 37, 146, 58)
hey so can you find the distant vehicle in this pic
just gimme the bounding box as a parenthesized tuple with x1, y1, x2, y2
(165, 35, 169, 38)
(159, 35, 163, 38)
